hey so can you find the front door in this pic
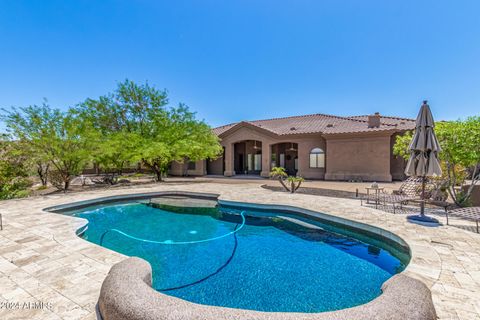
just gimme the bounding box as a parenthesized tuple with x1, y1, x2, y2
(237, 154, 244, 173)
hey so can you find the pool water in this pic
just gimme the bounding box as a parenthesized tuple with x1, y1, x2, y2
(71, 198, 407, 312)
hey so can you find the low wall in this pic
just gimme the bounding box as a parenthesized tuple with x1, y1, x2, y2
(462, 184, 480, 207)
(98, 257, 436, 320)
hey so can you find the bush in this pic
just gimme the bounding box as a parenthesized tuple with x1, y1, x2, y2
(269, 167, 304, 193)
(0, 177, 32, 199)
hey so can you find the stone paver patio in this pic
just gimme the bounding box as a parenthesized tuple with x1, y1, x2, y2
(1, 181, 480, 319)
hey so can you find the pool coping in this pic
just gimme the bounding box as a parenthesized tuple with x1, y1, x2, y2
(44, 191, 221, 213)
(1, 182, 479, 319)
(47, 191, 417, 316)
(97, 257, 436, 320)
(45, 191, 411, 266)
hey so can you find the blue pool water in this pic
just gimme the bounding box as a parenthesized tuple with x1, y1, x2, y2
(69, 198, 408, 313)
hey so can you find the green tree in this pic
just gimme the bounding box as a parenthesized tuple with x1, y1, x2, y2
(394, 117, 480, 206)
(76, 80, 222, 181)
(1, 102, 52, 186)
(162, 104, 222, 177)
(436, 117, 480, 205)
(0, 134, 32, 199)
(393, 131, 413, 161)
(135, 104, 222, 181)
(93, 131, 141, 184)
(2, 103, 98, 191)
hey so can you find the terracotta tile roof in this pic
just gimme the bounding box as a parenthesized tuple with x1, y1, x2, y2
(212, 123, 238, 136)
(347, 115, 416, 131)
(213, 113, 415, 136)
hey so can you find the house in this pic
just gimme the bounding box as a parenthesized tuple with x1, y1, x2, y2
(169, 112, 416, 182)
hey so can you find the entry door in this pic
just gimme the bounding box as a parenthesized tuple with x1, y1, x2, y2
(238, 154, 244, 172)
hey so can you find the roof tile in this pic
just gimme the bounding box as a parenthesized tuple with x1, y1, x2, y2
(213, 113, 415, 136)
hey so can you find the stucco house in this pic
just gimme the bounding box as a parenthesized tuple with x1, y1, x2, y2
(170, 112, 416, 182)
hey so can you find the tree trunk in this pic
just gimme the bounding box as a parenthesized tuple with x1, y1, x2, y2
(95, 162, 100, 175)
(294, 181, 302, 192)
(155, 169, 163, 182)
(183, 158, 189, 177)
(63, 179, 70, 193)
(278, 178, 290, 192)
(37, 163, 49, 186)
(141, 159, 163, 182)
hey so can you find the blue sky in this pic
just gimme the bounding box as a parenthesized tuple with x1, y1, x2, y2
(0, 1, 479, 129)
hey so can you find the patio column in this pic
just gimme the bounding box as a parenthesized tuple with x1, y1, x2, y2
(260, 141, 271, 177)
(296, 142, 307, 177)
(223, 143, 235, 176)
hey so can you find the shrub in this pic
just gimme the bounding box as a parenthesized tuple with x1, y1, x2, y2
(269, 167, 304, 193)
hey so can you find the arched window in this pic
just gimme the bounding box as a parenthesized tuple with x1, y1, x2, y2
(309, 148, 325, 168)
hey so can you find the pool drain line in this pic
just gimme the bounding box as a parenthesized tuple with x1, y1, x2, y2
(99, 211, 246, 246)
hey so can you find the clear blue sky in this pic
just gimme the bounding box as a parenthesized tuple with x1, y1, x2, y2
(1, 1, 479, 129)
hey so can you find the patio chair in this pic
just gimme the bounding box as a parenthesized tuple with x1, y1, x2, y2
(362, 177, 452, 214)
(380, 177, 426, 213)
(445, 207, 480, 233)
(382, 193, 420, 214)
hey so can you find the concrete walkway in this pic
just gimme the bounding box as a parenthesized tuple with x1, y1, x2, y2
(0, 182, 479, 319)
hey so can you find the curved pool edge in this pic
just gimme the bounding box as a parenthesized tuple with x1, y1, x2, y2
(98, 256, 436, 320)
(0, 182, 470, 319)
(44, 191, 221, 213)
(44, 191, 429, 317)
(45, 191, 411, 267)
(219, 199, 411, 264)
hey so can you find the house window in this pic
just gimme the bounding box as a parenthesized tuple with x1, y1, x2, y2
(309, 148, 325, 168)
(247, 154, 253, 171)
(254, 154, 262, 171)
(188, 161, 196, 170)
(279, 153, 285, 168)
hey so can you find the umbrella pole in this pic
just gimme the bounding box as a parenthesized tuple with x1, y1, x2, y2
(420, 176, 426, 217)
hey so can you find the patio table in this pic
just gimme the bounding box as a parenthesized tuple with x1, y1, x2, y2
(365, 187, 384, 209)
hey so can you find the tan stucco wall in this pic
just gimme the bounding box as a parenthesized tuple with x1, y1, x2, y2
(220, 125, 276, 177)
(169, 160, 206, 176)
(324, 134, 393, 182)
(218, 125, 326, 179)
(214, 124, 407, 182)
(206, 157, 224, 175)
(463, 184, 480, 207)
(296, 138, 326, 179)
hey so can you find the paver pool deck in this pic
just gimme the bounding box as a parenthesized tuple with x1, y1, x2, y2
(0, 181, 479, 320)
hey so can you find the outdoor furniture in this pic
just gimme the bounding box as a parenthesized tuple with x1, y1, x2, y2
(361, 177, 452, 215)
(382, 193, 420, 214)
(378, 177, 424, 213)
(363, 187, 384, 208)
(361, 182, 417, 212)
(445, 207, 480, 233)
(392, 177, 428, 198)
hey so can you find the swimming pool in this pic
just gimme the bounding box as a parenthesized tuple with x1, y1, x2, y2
(53, 194, 410, 313)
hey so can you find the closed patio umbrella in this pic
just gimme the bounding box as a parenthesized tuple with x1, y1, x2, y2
(405, 100, 442, 223)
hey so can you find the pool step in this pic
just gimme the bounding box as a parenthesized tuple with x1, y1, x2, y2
(278, 216, 324, 230)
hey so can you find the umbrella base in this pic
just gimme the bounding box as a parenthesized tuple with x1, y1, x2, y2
(407, 214, 439, 224)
